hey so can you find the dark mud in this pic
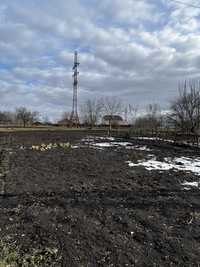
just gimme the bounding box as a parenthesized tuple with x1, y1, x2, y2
(0, 131, 200, 266)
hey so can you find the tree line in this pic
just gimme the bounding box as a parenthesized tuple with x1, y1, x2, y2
(1, 80, 200, 135)
(79, 80, 200, 135)
(0, 107, 39, 128)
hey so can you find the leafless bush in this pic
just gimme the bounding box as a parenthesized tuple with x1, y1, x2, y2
(169, 81, 200, 134)
(134, 104, 162, 135)
(0, 111, 14, 125)
(15, 107, 39, 127)
(124, 104, 138, 125)
(102, 97, 123, 131)
(81, 98, 103, 128)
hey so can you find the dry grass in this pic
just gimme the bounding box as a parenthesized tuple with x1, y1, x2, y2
(129, 151, 144, 163)
(0, 127, 85, 133)
(0, 241, 60, 267)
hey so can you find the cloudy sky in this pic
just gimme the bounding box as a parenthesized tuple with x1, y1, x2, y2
(0, 0, 200, 121)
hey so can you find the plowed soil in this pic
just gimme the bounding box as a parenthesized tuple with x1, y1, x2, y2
(0, 131, 200, 267)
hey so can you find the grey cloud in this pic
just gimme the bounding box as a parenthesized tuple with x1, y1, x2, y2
(0, 0, 200, 120)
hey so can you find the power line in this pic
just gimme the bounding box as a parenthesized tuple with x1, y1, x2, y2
(168, 0, 200, 9)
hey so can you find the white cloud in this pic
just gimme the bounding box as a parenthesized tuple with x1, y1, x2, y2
(0, 0, 200, 120)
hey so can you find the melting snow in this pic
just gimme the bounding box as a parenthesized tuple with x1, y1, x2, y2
(132, 145, 151, 151)
(91, 142, 132, 148)
(90, 142, 153, 151)
(127, 157, 200, 176)
(173, 157, 200, 174)
(182, 181, 199, 187)
(135, 137, 174, 143)
(127, 157, 200, 189)
(126, 159, 173, 170)
(93, 142, 115, 147)
(71, 145, 79, 149)
(82, 136, 115, 142)
(81, 136, 152, 151)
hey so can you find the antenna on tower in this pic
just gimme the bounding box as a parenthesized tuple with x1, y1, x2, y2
(70, 51, 80, 127)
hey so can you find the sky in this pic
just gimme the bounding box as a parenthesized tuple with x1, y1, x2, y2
(0, 0, 200, 121)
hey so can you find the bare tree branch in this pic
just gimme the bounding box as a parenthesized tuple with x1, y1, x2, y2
(169, 80, 200, 133)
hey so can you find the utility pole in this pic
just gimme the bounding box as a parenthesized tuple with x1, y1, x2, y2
(70, 51, 80, 126)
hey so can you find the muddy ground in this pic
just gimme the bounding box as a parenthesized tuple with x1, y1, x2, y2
(0, 131, 200, 266)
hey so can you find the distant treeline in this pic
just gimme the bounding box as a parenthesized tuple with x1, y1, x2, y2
(1, 80, 200, 138)
(0, 107, 40, 128)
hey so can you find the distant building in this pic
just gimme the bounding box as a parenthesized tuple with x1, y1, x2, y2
(57, 118, 71, 127)
(102, 115, 124, 126)
(32, 121, 44, 126)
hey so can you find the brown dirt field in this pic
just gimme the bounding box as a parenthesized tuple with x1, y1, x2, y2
(0, 131, 199, 266)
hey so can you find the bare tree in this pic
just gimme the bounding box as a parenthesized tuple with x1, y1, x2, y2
(102, 97, 123, 131)
(15, 107, 39, 127)
(146, 103, 162, 134)
(81, 98, 103, 128)
(125, 104, 138, 125)
(169, 81, 200, 134)
(134, 104, 162, 135)
(61, 112, 71, 121)
(0, 111, 13, 125)
(42, 115, 51, 125)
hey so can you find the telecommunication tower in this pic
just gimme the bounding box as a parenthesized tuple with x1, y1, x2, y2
(70, 51, 80, 126)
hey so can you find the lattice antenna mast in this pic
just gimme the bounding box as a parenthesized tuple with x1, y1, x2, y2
(70, 51, 80, 126)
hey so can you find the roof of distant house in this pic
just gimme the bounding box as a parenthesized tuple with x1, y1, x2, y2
(33, 121, 43, 126)
(57, 118, 71, 125)
(103, 115, 123, 121)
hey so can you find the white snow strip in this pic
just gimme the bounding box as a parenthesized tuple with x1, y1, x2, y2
(106, 137, 115, 141)
(173, 157, 200, 175)
(127, 156, 200, 176)
(81, 136, 115, 142)
(127, 161, 136, 167)
(92, 142, 132, 148)
(82, 137, 152, 151)
(81, 136, 153, 151)
(71, 145, 79, 149)
(135, 137, 174, 143)
(92, 142, 114, 147)
(126, 159, 173, 170)
(182, 181, 199, 187)
(91, 142, 152, 150)
(133, 145, 151, 151)
(114, 142, 132, 147)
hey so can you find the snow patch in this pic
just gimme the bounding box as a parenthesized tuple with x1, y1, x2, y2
(133, 145, 151, 151)
(127, 156, 200, 176)
(92, 142, 132, 148)
(126, 159, 173, 170)
(173, 157, 200, 175)
(135, 137, 174, 143)
(81, 136, 152, 151)
(71, 145, 79, 149)
(82, 136, 115, 142)
(93, 142, 114, 148)
(182, 181, 199, 187)
(91, 142, 152, 151)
